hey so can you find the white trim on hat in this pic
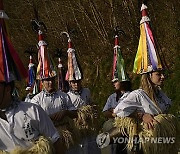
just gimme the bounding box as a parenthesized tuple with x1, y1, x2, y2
(26, 87, 31, 91)
(38, 40, 47, 47)
(39, 71, 57, 80)
(111, 78, 118, 82)
(140, 65, 164, 74)
(141, 4, 148, 11)
(140, 16, 150, 24)
(0, 10, 9, 19)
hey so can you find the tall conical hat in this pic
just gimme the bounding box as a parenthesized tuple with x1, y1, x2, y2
(0, 0, 8, 19)
(133, 3, 163, 74)
(26, 54, 36, 90)
(35, 23, 56, 80)
(61, 32, 83, 81)
(0, 0, 28, 83)
(112, 31, 129, 82)
(54, 48, 68, 92)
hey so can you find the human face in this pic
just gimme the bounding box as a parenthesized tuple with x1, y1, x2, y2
(113, 81, 121, 91)
(69, 80, 82, 92)
(42, 77, 56, 93)
(150, 71, 165, 86)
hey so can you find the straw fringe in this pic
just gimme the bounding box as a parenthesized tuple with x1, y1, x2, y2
(0, 136, 53, 154)
(55, 106, 98, 149)
(139, 114, 180, 154)
(114, 114, 180, 153)
(55, 117, 79, 149)
(75, 105, 97, 136)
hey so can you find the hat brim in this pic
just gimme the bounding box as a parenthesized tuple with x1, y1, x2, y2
(111, 78, 118, 82)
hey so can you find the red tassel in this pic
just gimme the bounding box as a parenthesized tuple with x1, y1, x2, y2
(5, 35, 28, 79)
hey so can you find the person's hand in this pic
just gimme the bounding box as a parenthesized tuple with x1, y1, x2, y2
(50, 110, 67, 121)
(112, 113, 117, 118)
(142, 113, 157, 130)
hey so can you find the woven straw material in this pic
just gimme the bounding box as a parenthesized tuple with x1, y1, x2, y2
(114, 114, 180, 154)
(0, 136, 54, 154)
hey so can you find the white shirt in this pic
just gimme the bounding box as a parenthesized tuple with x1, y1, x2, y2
(114, 89, 172, 117)
(31, 90, 76, 115)
(102, 92, 130, 112)
(24, 93, 34, 102)
(67, 88, 91, 109)
(0, 101, 60, 152)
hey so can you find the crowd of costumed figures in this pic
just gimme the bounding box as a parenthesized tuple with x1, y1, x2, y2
(0, 0, 179, 154)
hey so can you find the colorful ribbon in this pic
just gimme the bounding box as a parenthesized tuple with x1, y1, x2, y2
(133, 4, 162, 74)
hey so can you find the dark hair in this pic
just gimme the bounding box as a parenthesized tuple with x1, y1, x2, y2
(120, 81, 132, 92)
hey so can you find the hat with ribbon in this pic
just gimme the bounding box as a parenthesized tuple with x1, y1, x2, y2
(25, 48, 36, 90)
(31, 20, 56, 80)
(0, 0, 28, 83)
(133, 3, 163, 74)
(61, 32, 83, 81)
(112, 28, 129, 82)
(55, 48, 69, 92)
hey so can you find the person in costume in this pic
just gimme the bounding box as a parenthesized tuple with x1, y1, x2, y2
(102, 32, 131, 154)
(61, 31, 94, 110)
(0, 1, 65, 153)
(31, 75, 77, 122)
(114, 67, 171, 124)
(24, 49, 39, 102)
(97, 3, 179, 154)
(30, 26, 77, 123)
(103, 32, 131, 119)
(61, 31, 100, 154)
(67, 79, 91, 109)
(67, 78, 99, 154)
(61, 31, 91, 109)
(0, 81, 65, 154)
(114, 3, 172, 124)
(112, 68, 174, 154)
(30, 24, 78, 150)
(103, 79, 131, 119)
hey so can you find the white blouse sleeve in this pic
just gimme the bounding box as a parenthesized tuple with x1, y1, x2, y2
(114, 90, 143, 117)
(103, 95, 113, 112)
(30, 93, 40, 105)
